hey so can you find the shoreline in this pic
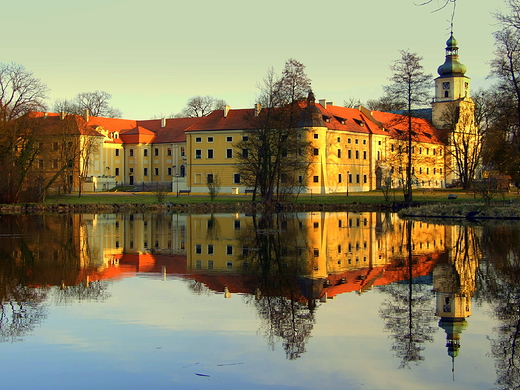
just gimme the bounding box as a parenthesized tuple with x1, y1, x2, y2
(0, 202, 399, 215)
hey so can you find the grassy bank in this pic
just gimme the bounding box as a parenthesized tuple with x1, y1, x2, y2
(42, 188, 520, 206)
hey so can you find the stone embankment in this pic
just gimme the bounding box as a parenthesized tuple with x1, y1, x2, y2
(0, 202, 397, 214)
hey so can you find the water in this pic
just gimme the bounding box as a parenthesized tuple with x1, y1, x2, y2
(0, 212, 516, 389)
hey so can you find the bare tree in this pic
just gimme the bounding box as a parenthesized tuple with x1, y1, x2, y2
(440, 100, 482, 189)
(175, 95, 227, 118)
(343, 97, 362, 108)
(235, 59, 312, 206)
(206, 173, 221, 201)
(383, 50, 432, 203)
(0, 62, 48, 123)
(53, 90, 122, 118)
(366, 96, 407, 112)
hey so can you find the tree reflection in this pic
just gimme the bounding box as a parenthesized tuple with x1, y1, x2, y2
(477, 224, 520, 389)
(0, 214, 111, 341)
(379, 220, 437, 368)
(240, 213, 316, 360)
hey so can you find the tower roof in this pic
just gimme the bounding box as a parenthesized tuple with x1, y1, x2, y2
(437, 33, 467, 77)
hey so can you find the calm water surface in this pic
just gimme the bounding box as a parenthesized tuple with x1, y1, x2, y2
(0, 212, 517, 389)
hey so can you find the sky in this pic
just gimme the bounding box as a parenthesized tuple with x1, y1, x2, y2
(4, 0, 503, 120)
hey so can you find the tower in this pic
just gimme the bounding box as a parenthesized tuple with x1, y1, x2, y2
(432, 33, 471, 129)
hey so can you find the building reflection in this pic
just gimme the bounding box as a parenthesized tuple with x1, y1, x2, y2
(0, 212, 482, 362)
(433, 226, 479, 373)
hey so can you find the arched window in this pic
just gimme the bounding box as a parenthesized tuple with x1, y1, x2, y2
(180, 165, 186, 177)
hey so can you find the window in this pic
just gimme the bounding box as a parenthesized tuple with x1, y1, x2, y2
(348, 150, 352, 159)
(226, 136, 233, 142)
(234, 173, 241, 184)
(180, 147, 185, 156)
(144, 168, 148, 176)
(355, 150, 359, 159)
(313, 148, 319, 156)
(347, 138, 351, 143)
(115, 168, 120, 176)
(337, 137, 341, 142)
(154, 148, 159, 156)
(144, 149, 148, 157)
(434, 167, 436, 174)
(419, 167, 422, 174)
(207, 136, 214, 143)
(355, 139, 359, 144)
(313, 176, 319, 183)
(356, 174, 360, 183)
(281, 148, 288, 158)
(234, 220, 241, 230)
(195, 137, 202, 143)
(115, 149, 120, 157)
(363, 175, 367, 183)
(314, 133, 319, 139)
(195, 149, 202, 159)
(242, 136, 249, 142)
(242, 149, 249, 158)
(226, 149, 233, 158)
(227, 245, 233, 255)
(129, 149, 134, 157)
(363, 151, 367, 159)
(338, 174, 342, 183)
(207, 173, 214, 184)
(195, 244, 202, 254)
(208, 260, 214, 269)
(338, 149, 341, 158)
(194, 173, 202, 184)
(348, 174, 352, 183)
(207, 245, 214, 255)
(167, 167, 172, 176)
(167, 148, 172, 156)
(154, 168, 159, 176)
(129, 168, 134, 174)
(207, 149, 214, 159)
(298, 175, 303, 184)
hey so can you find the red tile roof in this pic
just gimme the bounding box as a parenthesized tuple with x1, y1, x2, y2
(185, 109, 256, 132)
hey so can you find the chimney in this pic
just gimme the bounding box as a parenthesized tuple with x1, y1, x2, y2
(60, 111, 66, 120)
(161, 118, 167, 128)
(224, 105, 230, 118)
(319, 99, 326, 108)
(84, 109, 90, 123)
(254, 103, 262, 117)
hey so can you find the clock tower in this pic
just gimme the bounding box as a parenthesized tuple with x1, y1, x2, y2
(432, 33, 471, 128)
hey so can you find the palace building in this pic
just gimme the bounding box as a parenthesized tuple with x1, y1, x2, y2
(28, 34, 476, 196)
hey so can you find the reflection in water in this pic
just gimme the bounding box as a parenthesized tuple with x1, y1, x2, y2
(478, 225, 520, 389)
(1, 212, 520, 387)
(379, 221, 437, 369)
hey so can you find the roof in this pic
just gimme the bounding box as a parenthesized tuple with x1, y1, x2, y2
(31, 103, 444, 146)
(30, 112, 201, 145)
(185, 108, 256, 132)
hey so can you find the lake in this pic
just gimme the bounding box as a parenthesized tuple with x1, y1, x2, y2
(0, 212, 517, 390)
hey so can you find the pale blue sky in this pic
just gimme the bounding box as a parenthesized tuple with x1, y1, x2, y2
(5, 0, 501, 119)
